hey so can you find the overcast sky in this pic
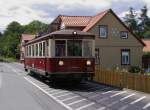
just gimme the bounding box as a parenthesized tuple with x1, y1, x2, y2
(0, 0, 149, 32)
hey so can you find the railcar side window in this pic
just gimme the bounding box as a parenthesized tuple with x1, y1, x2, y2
(32, 45, 34, 56)
(67, 40, 82, 56)
(83, 40, 92, 57)
(36, 44, 38, 56)
(43, 42, 46, 56)
(29, 46, 31, 56)
(25, 46, 28, 56)
(39, 43, 42, 56)
(46, 40, 49, 56)
(55, 40, 66, 56)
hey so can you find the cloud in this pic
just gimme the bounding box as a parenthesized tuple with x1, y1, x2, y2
(0, 0, 149, 32)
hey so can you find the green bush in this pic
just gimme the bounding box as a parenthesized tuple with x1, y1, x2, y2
(128, 66, 141, 73)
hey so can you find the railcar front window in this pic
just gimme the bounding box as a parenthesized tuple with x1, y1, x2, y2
(67, 40, 82, 56)
(55, 40, 66, 56)
(83, 40, 92, 57)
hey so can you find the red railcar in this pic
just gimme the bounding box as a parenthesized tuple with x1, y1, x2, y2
(24, 30, 95, 82)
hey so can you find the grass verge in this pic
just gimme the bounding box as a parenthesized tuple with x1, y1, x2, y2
(0, 56, 17, 62)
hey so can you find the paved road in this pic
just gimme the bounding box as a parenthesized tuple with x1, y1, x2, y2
(0, 62, 150, 110)
(0, 62, 67, 110)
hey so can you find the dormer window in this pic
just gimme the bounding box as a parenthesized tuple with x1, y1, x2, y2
(99, 25, 108, 38)
(60, 22, 65, 29)
(120, 31, 128, 39)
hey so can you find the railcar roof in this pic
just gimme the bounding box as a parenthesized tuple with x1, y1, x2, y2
(25, 29, 95, 45)
(50, 29, 94, 36)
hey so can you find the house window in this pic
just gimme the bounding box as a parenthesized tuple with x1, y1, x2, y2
(99, 25, 108, 38)
(121, 49, 130, 65)
(55, 40, 66, 56)
(120, 31, 128, 39)
(95, 48, 100, 64)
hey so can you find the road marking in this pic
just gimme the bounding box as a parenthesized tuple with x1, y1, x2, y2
(143, 103, 150, 109)
(110, 91, 127, 98)
(51, 91, 68, 95)
(102, 90, 114, 94)
(120, 94, 135, 101)
(97, 107, 106, 110)
(41, 86, 52, 90)
(56, 93, 73, 98)
(84, 87, 110, 96)
(68, 99, 86, 106)
(39, 84, 49, 88)
(130, 96, 146, 105)
(75, 102, 95, 110)
(61, 96, 79, 102)
(49, 89, 60, 93)
(24, 77, 73, 110)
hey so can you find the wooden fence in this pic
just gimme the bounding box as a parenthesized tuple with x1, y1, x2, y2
(94, 67, 150, 93)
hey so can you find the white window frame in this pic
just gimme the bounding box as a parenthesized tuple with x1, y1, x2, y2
(121, 49, 130, 65)
(99, 25, 108, 38)
(120, 31, 128, 39)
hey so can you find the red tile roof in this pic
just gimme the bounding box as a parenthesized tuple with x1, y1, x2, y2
(59, 10, 108, 29)
(21, 34, 35, 41)
(142, 39, 150, 52)
(83, 10, 109, 32)
(60, 15, 92, 27)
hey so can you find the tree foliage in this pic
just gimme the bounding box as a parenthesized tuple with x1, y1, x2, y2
(24, 20, 48, 34)
(124, 6, 150, 39)
(0, 20, 48, 58)
(124, 7, 138, 32)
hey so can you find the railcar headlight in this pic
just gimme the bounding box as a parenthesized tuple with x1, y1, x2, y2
(86, 60, 91, 66)
(58, 60, 64, 66)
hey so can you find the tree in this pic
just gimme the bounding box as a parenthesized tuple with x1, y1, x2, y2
(0, 32, 3, 37)
(23, 20, 48, 34)
(139, 6, 150, 31)
(124, 7, 138, 33)
(143, 31, 150, 39)
(0, 21, 23, 57)
(4, 21, 24, 36)
(0, 20, 49, 58)
(137, 6, 150, 38)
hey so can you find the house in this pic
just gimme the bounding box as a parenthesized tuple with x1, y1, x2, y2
(142, 39, 150, 69)
(46, 9, 145, 70)
(20, 34, 35, 63)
